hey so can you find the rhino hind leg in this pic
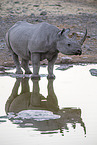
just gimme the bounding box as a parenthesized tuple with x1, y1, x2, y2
(21, 58, 32, 74)
(5, 32, 23, 74)
(12, 52, 23, 74)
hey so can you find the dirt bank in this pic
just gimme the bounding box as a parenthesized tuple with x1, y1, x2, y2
(0, 0, 97, 67)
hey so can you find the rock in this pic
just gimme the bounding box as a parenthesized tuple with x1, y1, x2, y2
(0, 66, 5, 71)
(56, 64, 73, 71)
(33, 4, 39, 7)
(40, 11, 47, 16)
(14, 1, 20, 4)
(89, 69, 97, 76)
(10, 11, 14, 14)
(76, 32, 85, 36)
(55, 4, 62, 7)
(77, 8, 83, 11)
(34, 18, 43, 22)
(0, 70, 5, 74)
(83, 57, 88, 59)
(87, 48, 92, 51)
(60, 56, 72, 63)
(22, 9, 27, 13)
(0, 66, 6, 74)
(84, 44, 92, 51)
(30, 13, 35, 17)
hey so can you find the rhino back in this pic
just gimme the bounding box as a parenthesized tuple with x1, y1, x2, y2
(9, 21, 35, 59)
(9, 21, 59, 58)
(28, 22, 59, 53)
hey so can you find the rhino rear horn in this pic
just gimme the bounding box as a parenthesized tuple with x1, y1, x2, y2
(79, 29, 87, 45)
(72, 33, 77, 40)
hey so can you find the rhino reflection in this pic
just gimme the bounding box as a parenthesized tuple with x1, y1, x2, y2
(5, 78, 86, 135)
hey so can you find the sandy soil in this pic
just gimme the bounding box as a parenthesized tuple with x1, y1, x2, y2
(0, 0, 97, 67)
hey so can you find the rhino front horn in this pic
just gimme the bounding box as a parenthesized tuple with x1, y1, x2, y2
(79, 29, 87, 45)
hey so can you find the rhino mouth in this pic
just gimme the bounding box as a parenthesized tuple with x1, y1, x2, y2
(75, 50, 82, 55)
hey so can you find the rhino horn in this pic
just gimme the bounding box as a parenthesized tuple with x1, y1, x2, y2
(72, 33, 77, 40)
(79, 29, 87, 45)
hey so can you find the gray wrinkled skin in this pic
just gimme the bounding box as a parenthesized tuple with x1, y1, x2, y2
(5, 21, 87, 79)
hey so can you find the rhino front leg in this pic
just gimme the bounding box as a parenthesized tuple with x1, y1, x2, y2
(47, 54, 58, 79)
(31, 53, 40, 79)
(21, 58, 32, 74)
(12, 52, 23, 74)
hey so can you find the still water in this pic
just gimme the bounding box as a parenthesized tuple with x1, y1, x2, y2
(0, 64, 97, 145)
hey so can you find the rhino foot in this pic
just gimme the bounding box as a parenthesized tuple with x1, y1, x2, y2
(16, 69, 23, 74)
(47, 74, 55, 79)
(25, 70, 32, 74)
(31, 74, 40, 80)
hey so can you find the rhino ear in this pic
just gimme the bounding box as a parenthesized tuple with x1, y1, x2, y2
(64, 28, 70, 38)
(65, 28, 70, 33)
(58, 28, 65, 37)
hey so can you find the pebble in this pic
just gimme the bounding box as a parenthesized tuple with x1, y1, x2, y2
(84, 44, 92, 51)
(30, 13, 35, 17)
(76, 32, 85, 36)
(0, 66, 5, 71)
(14, 1, 20, 4)
(56, 64, 73, 70)
(60, 56, 72, 63)
(33, 4, 39, 7)
(40, 11, 47, 16)
(0, 71, 5, 74)
(89, 69, 97, 76)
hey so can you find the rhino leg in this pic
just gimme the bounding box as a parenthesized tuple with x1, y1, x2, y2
(21, 58, 32, 74)
(31, 53, 40, 79)
(5, 78, 21, 113)
(12, 52, 23, 74)
(47, 54, 58, 79)
(5, 33, 23, 74)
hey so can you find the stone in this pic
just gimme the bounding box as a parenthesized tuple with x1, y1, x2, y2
(10, 11, 14, 14)
(0, 66, 5, 71)
(76, 32, 85, 36)
(60, 56, 72, 63)
(56, 64, 73, 70)
(84, 44, 92, 51)
(89, 69, 97, 76)
(33, 4, 39, 7)
(0, 71, 5, 74)
(40, 11, 47, 16)
(30, 13, 35, 17)
(14, 1, 20, 4)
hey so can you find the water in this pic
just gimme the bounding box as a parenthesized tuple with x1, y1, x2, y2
(0, 64, 97, 145)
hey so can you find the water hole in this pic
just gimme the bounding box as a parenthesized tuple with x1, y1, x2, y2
(0, 64, 97, 145)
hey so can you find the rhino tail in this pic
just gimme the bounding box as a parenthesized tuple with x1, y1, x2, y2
(5, 31, 13, 53)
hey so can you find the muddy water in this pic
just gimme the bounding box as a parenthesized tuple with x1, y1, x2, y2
(0, 64, 97, 145)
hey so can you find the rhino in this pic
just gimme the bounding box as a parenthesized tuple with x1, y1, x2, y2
(5, 21, 87, 79)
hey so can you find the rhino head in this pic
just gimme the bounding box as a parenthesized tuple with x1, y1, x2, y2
(57, 28, 87, 55)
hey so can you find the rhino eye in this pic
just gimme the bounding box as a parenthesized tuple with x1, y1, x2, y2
(68, 43, 71, 46)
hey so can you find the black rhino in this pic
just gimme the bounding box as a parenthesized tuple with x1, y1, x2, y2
(5, 21, 87, 79)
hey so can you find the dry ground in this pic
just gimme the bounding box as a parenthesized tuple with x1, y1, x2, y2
(0, 0, 97, 67)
